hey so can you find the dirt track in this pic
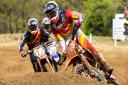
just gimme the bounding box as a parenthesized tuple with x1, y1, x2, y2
(0, 36, 128, 85)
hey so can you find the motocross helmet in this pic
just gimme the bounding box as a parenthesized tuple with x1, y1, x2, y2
(42, 17, 50, 29)
(44, 1, 59, 23)
(27, 18, 39, 36)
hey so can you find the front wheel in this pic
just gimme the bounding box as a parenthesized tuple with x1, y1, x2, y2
(32, 59, 42, 72)
(73, 64, 107, 83)
(40, 57, 58, 72)
(73, 64, 88, 77)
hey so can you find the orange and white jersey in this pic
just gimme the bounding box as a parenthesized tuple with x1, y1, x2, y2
(50, 9, 84, 41)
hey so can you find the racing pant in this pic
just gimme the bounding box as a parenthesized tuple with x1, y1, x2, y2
(76, 29, 112, 73)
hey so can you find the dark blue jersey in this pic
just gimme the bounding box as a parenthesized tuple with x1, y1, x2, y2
(19, 28, 50, 52)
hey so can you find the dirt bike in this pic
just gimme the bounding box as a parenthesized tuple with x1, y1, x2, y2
(63, 40, 119, 85)
(26, 41, 59, 73)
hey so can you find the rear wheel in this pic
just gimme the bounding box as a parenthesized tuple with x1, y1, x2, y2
(73, 64, 107, 83)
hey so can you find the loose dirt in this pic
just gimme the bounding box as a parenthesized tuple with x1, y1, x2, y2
(0, 36, 127, 85)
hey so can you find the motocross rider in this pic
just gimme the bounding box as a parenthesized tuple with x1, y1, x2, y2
(42, 17, 51, 33)
(19, 18, 50, 72)
(42, 17, 60, 63)
(43, 1, 113, 75)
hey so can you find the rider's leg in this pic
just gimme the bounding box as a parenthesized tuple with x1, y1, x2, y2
(57, 36, 73, 65)
(76, 29, 112, 74)
(47, 44, 60, 63)
(57, 39, 67, 65)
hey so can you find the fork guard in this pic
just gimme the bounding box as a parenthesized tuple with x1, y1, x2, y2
(80, 53, 94, 73)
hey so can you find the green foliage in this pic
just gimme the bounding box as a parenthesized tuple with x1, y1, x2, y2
(0, 0, 128, 36)
(83, 0, 123, 36)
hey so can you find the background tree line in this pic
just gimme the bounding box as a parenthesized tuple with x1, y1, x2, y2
(0, 0, 128, 36)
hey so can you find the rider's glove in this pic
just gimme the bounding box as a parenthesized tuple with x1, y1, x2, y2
(48, 38, 52, 42)
(20, 51, 27, 57)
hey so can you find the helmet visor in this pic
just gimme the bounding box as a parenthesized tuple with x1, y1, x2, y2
(46, 9, 57, 19)
(29, 25, 37, 31)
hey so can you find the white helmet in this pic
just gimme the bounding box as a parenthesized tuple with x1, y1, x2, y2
(44, 1, 59, 23)
(42, 17, 50, 26)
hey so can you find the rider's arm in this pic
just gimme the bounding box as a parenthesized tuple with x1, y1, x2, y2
(71, 11, 84, 22)
(65, 10, 84, 27)
(44, 29, 50, 37)
(18, 32, 28, 52)
(65, 10, 84, 21)
(40, 28, 51, 43)
(41, 28, 50, 38)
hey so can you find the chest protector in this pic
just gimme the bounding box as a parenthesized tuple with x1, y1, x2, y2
(51, 10, 74, 37)
(27, 29, 41, 49)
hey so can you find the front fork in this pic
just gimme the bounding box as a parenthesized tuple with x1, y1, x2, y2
(79, 52, 94, 73)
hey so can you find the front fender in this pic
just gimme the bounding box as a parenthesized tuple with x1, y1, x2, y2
(63, 54, 79, 71)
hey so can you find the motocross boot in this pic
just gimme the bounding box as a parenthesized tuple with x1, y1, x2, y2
(95, 53, 113, 75)
(58, 52, 66, 65)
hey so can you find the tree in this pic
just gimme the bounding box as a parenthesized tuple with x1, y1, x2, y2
(0, 0, 127, 36)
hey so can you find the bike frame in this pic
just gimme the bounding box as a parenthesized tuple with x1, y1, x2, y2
(63, 40, 94, 73)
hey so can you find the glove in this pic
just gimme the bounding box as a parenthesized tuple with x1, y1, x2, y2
(48, 38, 52, 42)
(20, 51, 27, 57)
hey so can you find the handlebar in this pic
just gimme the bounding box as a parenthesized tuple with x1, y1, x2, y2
(26, 41, 53, 54)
